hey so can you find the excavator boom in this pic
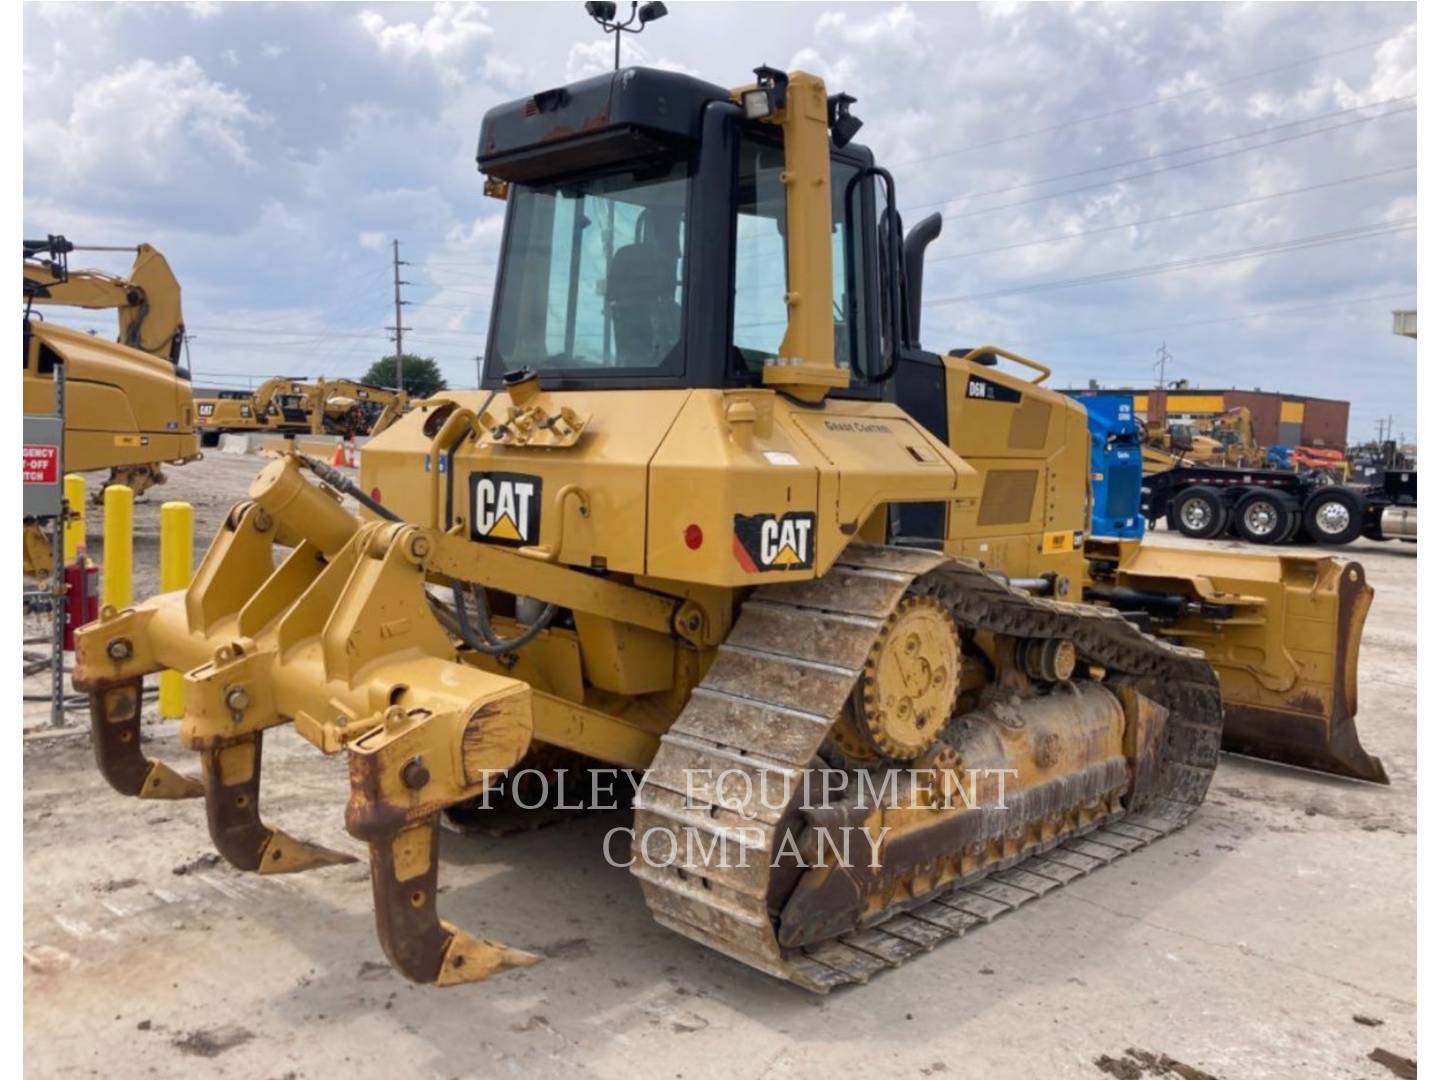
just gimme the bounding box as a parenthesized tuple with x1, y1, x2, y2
(24, 235, 187, 364)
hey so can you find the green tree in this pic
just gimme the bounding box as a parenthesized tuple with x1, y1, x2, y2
(362, 355, 447, 398)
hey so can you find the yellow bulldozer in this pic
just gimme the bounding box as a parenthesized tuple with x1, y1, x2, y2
(194, 376, 409, 444)
(23, 236, 202, 572)
(74, 65, 1385, 992)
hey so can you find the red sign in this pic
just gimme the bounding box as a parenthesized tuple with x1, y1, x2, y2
(23, 444, 59, 484)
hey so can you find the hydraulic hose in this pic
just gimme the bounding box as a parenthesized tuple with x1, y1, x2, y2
(450, 581, 557, 657)
(298, 444, 555, 656)
(296, 453, 401, 522)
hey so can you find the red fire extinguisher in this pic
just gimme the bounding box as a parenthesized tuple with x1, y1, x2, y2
(63, 556, 99, 652)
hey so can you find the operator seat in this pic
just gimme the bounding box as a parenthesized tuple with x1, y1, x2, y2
(605, 240, 680, 366)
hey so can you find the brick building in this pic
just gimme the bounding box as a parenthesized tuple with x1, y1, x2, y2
(1063, 387, 1350, 448)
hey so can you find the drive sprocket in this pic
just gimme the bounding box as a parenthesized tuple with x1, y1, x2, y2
(854, 593, 961, 760)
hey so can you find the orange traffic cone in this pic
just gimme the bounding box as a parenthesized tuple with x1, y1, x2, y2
(331, 442, 347, 466)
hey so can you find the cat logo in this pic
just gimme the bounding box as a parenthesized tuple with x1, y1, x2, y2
(470, 472, 542, 547)
(197, 403, 215, 417)
(733, 511, 816, 573)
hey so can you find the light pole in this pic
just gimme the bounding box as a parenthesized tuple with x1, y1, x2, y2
(584, 1, 668, 70)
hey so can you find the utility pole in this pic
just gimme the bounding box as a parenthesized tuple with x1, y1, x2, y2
(388, 239, 411, 392)
(474, 354, 484, 389)
(1154, 342, 1171, 389)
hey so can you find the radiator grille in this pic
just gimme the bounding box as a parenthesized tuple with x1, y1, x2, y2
(978, 470, 1038, 526)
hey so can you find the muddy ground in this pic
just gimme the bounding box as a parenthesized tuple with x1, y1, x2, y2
(22, 453, 1417, 1079)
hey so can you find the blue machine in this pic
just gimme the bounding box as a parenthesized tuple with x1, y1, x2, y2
(1265, 445, 1293, 470)
(1068, 393, 1145, 540)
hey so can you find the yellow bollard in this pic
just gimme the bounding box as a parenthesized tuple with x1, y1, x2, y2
(102, 484, 133, 611)
(158, 502, 194, 719)
(63, 474, 86, 563)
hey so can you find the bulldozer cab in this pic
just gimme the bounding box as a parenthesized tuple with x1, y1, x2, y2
(479, 66, 888, 397)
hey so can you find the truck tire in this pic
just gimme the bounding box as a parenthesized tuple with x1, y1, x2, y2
(1168, 485, 1229, 540)
(1233, 490, 1299, 545)
(1302, 486, 1364, 545)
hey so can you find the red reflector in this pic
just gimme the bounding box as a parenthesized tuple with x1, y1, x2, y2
(370, 488, 383, 503)
(683, 524, 703, 550)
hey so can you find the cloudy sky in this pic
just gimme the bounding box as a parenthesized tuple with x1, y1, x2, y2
(23, 1, 1417, 443)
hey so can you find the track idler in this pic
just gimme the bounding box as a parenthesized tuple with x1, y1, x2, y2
(73, 454, 543, 985)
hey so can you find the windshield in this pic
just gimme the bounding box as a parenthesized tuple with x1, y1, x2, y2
(491, 160, 690, 376)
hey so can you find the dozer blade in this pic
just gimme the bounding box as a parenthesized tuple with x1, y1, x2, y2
(72, 454, 543, 985)
(1108, 543, 1387, 783)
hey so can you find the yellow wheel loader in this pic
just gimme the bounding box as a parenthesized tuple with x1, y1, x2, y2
(74, 65, 1385, 992)
(23, 236, 201, 573)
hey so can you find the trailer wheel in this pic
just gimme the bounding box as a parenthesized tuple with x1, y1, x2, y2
(1234, 490, 1294, 545)
(1302, 486, 1364, 545)
(1168, 485, 1229, 540)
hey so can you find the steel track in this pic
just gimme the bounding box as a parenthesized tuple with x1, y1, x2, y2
(632, 544, 1223, 992)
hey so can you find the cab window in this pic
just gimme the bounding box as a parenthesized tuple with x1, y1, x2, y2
(731, 135, 871, 376)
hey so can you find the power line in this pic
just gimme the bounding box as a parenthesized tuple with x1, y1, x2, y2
(890, 28, 1415, 169)
(903, 95, 1414, 213)
(423, 285, 494, 299)
(933, 163, 1416, 262)
(189, 325, 387, 339)
(935, 104, 1416, 222)
(417, 266, 496, 284)
(926, 217, 1415, 307)
(1006, 290, 1418, 347)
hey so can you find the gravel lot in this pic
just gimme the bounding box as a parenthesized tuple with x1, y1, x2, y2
(22, 452, 1417, 1079)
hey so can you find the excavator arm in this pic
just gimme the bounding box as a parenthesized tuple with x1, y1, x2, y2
(24, 235, 186, 364)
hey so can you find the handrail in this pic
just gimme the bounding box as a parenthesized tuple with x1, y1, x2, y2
(950, 344, 1052, 385)
(426, 405, 479, 528)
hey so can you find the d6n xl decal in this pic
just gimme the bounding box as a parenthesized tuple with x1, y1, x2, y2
(470, 472, 542, 546)
(733, 512, 816, 573)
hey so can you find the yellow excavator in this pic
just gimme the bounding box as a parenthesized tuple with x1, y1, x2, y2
(195, 377, 409, 444)
(74, 64, 1385, 992)
(23, 236, 201, 572)
(1141, 407, 1268, 475)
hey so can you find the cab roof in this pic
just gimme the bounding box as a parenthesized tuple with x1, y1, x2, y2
(477, 67, 731, 183)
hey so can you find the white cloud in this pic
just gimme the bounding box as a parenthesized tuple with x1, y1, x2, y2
(564, 37, 697, 83)
(19, 2, 1417, 435)
(25, 56, 266, 184)
(185, 1, 222, 19)
(358, 1, 494, 82)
